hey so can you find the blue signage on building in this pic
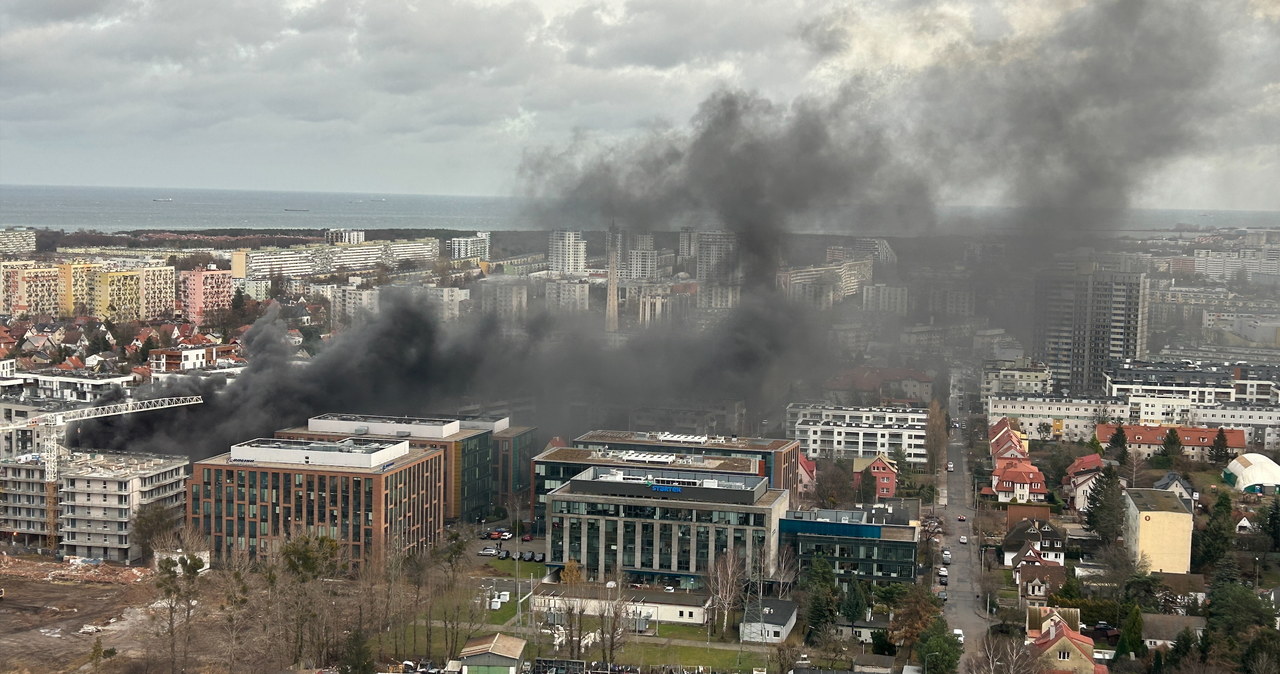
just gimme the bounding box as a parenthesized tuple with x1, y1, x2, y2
(651, 484, 683, 493)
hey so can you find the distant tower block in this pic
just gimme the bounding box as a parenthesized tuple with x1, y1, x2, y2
(606, 225, 620, 332)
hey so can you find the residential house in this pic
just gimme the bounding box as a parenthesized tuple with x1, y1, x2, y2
(1141, 614, 1205, 651)
(1063, 453, 1108, 512)
(850, 454, 898, 500)
(1154, 573, 1207, 614)
(836, 610, 892, 644)
(984, 458, 1049, 503)
(1026, 607, 1107, 674)
(799, 455, 816, 497)
(1019, 565, 1067, 608)
(989, 417, 1030, 461)
(458, 634, 527, 674)
(1002, 518, 1066, 566)
(740, 599, 798, 644)
(1153, 472, 1196, 508)
(1094, 424, 1246, 463)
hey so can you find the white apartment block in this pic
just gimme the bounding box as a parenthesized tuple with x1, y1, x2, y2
(695, 230, 738, 283)
(985, 395, 1129, 442)
(481, 283, 528, 322)
(777, 259, 873, 300)
(1188, 404, 1280, 450)
(785, 403, 929, 439)
(419, 286, 470, 323)
(795, 418, 927, 463)
(862, 284, 910, 314)
(0, 228, 37, 255)
(449, 232, 491, 261)
(628, 248, 659, 281)
(1, 452, 188, 562)
(26, 370, 135, 402)
(548, 230, 587, 274)
(231, 238, 440, 279)
(545, 280, 590, 313)
(140, 266, 176, 320)
(981, 359, 1054, 398)
(1193, 248, 1280, 282)
(326, 229, 366, 245)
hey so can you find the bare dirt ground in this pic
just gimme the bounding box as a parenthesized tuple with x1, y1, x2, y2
(0, 570, 156, 673)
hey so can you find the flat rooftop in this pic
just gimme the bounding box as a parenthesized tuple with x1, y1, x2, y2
(202, 442, 432, 474)
(575, 429, 795, 452)
(534, 446, 760, 474)
(235, 437, 400, 454)
(1126, 488, 1191, 514)
(583, 466, 764, 491)
(797, 420, 926, 430)
(787, 403, 928, 413)
(313, 412, 464, 427)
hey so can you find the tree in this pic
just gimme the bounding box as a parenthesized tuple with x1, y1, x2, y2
(1206, 581, 1271, 637)
(1113, 605, 1148, 660)
(841, 580, 870, 624)
(706, 552, 745, 636)
(889, 585, 939, 658)
(560, 558, 584, 585)
(813, 459, 855, 508)
(964, 634, 1045, 674)
(131, 502, 179, 561)
(338, 628, 376, 674)
(1036, 422, 1052, 442)
(1108, 425, 1128, 463)
(917, 617, 962, 674)
(1167, 627, 1195, 670)
(871, 629, 896, 656)
(1209, 428, 1233, 465)
(156, 552, 205, 674)
(1085, 467, 1125, 543)
(1193, 493, 1235, 571)
(1088, 435, 1105, 456)
(1161, 428, 1183, 459)
(1267, 496, 1280, 551)
(926, 400, 949, 474)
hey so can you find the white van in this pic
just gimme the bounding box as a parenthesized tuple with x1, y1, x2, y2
(947, 461, 955, 472)
(941, 550, 952, 564)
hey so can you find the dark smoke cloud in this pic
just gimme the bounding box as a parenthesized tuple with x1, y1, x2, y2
(80, 0, 1257, 459)
(77, 291, 831, 460)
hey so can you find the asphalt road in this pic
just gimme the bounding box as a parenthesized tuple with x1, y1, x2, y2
(939, 432, 990, 659)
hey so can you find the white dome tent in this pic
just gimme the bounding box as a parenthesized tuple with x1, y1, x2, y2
(1224, 453, 1280, 494)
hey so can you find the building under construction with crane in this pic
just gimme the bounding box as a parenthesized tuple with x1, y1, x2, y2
(0, 394, 203, 562)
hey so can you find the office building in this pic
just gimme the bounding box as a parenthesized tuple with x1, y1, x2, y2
(570, 430, 800, 496)
(545, 467, 789, 587)
(780, 500, 921, 589)
(1034, 264, 1149, 395)
(1123, 489, 1192, 574)
(861, 284, 910, 315)
(179, 267, 234, 325)
(449, 232, 492, 261)
(548, 230, 587, 274)
(191, 434, 447, 562)
(274, 413, 498, 525)
(981, 358, 1054, 398)
(1, 451, 187, 562)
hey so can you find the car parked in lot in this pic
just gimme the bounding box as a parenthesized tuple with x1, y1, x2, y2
(500, 532, 513, 540)
(959, 535, 968, 544)
(489, 531, 503, 539)
(479, 531, 492, 540)
(521, 550, 534, 562)
(522, 533, 533, 542)
(498, 550, 510, 560)
(938, 567, 948, 577)
(534, 552, 545, 563)
(478, 547, 499, 556)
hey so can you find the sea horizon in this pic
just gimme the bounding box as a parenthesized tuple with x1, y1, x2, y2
(1, 183, 1277, 236)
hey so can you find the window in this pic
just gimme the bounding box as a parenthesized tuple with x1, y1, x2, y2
(773, 630, 781, 638)
(1058, 650, 1070, 660)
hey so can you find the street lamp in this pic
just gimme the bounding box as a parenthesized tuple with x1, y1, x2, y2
(925, 651, 940, 674)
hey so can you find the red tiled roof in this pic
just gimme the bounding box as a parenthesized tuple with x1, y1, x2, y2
(1066, 453, 1103, 477)
(1095, 424, 1245, 449)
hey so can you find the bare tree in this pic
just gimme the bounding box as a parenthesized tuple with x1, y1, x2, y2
(964, 634, 1045, 674)
(706, 552, 746, 635)
(775, 545, 799, 599)
(597, 580, 632, 666)
(439, 582, 484, 659)
(215, 547, 260, 673)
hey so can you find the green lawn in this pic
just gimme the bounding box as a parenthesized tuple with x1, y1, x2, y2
(485, 597, 521, 625)
(481, 558, 549, 579)
(619, 642, 767, 670)
(653, 621, 716, 641)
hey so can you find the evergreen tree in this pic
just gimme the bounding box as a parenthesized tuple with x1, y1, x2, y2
(1085, 467, 1125, 543)
(1194, 493, 1235, 571)
(1161, 428, 1183, 458)
(1114, 605, 1148, 659)
(1108, 425, 1128, 461)
(1267, 496, 1280, 551)
(1209, 428, 1233, 465)
(1088, 435, 1105, 456)
(916, 617, 962, 674)
(841, 580, 870, 624)
(338, 629, 376, 674)
(1168, 627, 1195, 669)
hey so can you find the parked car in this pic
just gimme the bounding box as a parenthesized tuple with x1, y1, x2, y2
(500, 532, 514, 540)
(479, 531, 492, 540)
(522, 533, 533, 542)
(489, 531, 503, 539)
(937, 591, 948, 601)
(957, 515, 967, 521)
(959, 535, 968, 544)
(478, 547, 499, 557)
(942, 551, 952, 564)
(952, 629, 964, 644)
(938, 567, 948, 577)
(521, 550, 534, 562)
(947, 461, 955, 472)
(939, 576, 949, 586)
(534, 552, 545, 563)
(498, 550, 510, 560)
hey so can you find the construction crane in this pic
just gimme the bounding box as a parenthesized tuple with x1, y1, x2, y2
(0, 396, 203, 550)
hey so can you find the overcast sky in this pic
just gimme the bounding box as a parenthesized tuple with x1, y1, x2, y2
(2, 0, 1277, 210)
